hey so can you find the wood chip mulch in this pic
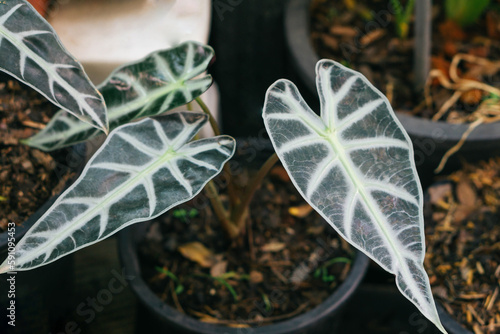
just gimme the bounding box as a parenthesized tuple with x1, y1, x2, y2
(425, 157, 500, 334)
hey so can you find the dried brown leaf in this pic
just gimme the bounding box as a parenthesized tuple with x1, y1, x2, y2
(249, 270, 264, 284)
(288, 204, 313, 218)
(261, 242, 286, 253)
(210, 260, 228, 277)
(306, 225, 325, 235)
(178, 242, 215, 268)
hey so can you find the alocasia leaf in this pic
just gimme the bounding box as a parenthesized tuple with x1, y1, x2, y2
(23, 41, 214, 151)
(0, 111, 235, 272)
(263, 60, 447, 333)
(0, 0, 108, 132)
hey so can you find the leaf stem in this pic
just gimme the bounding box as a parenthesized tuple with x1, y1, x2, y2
(195, 97, 221, 136)
(195, 97, 237, 210)
(205, 181, 238, 238)
(231, 153, 279, 231)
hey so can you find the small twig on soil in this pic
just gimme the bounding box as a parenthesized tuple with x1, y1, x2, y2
(485, 287, 498, 311)
(21, 120, 45, 129)
(449, 54, 500, 84)
(425, 53, 500, 172)
(426, 54, 500, 122)
(431, 89, 463, 121)
(467, 304, 486, 326)
(435, 117, 484, 173)
(170, 279, 185, 313)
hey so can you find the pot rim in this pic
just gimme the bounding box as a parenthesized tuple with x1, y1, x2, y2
(119, 216, 369, 333)
(284, 0, 500, 145)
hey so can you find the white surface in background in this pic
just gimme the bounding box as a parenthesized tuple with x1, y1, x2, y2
(49, 0, 211, 83)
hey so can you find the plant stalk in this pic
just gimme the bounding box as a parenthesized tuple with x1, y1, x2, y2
(231, 153, 279, 231)
(195, 97, 221, 136)
(195, 96, 237, 209)
(205, 181, 239, 238)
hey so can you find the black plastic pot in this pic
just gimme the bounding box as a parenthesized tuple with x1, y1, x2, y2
(119, 223, 368, 334)
(284, 0, 500, 181)
(0, 144, 86, 333)
(118, 138, 370, 333)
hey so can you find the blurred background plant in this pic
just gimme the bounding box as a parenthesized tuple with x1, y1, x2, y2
(445, 0, 491, 27)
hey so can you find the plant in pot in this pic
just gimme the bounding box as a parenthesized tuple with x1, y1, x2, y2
(286, 0, 500, 178)
(425, 158, 500, 334)
(0, 0, 448, 333)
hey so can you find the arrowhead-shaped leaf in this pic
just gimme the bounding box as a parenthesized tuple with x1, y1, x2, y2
(0, 0, 107, 132)
(263, 60, 447, 333)
(0, 111, 235, 272)
(23, 41, 214, 151)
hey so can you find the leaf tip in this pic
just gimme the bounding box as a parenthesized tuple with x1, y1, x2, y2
(434, 321, 448, 334)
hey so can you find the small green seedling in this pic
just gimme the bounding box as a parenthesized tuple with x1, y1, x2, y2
(172, 208, 199, 222)
(261, 293, 272, 313)
(314, 257, 351, 283)
(156, 266, 184, 295)
(314, 267, 335, 282)
(197, 272, 249, 302)
(390, 0, 415, 39)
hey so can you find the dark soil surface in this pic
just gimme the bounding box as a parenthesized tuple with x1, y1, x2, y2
(0, 78, 74, 232)
(310, 0, 500, 122)
(138, 166, 354, 327)
(425, 158, 500, 333)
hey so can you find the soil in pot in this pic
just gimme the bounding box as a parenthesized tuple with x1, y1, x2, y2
(310, 0, 500, 123)
(0, 75, 80, 333)
(0, 77, 75, 232)
(137, 163, 356, 327)
(425, 157, 500, 334)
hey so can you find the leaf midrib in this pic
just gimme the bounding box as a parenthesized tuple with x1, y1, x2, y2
(325, 129, 407, 271)
(19, 145, 180, 265)
(325, 127, 427, 309)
